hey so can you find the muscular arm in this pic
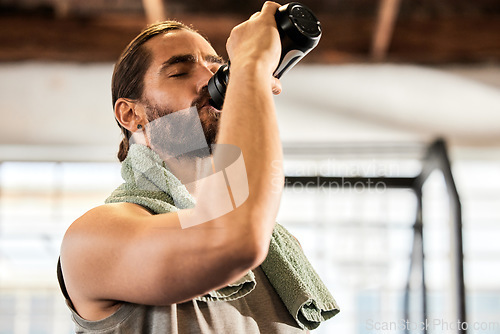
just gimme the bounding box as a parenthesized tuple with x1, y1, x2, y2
(217, 0, 284, 254)
(60, 1, 284, 320)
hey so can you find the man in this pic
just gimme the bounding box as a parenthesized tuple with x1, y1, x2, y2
(59, 2, 336, 333)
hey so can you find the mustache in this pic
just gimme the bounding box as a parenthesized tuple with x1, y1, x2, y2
(191, 86, 212, 110)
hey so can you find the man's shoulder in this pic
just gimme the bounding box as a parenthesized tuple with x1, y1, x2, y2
(77, 202, 152, 224)
(62, 202, 153, 251)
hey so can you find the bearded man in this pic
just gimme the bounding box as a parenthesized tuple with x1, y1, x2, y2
(58, 2, 338, 333)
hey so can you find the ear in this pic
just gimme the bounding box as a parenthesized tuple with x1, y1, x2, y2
(114, 98, 146, 132)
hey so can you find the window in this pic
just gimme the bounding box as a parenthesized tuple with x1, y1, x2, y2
(0, 144, 499, 333)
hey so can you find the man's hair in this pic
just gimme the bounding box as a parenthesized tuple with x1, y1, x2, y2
(112, 20, 195, 162)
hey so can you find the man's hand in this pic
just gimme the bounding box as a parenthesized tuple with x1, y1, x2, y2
(226, 1, 282, 78)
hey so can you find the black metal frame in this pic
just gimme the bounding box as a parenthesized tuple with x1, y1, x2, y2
(284, 138, 466, 333)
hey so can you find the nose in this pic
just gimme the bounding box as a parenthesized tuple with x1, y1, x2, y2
(196, 62, 220, 94)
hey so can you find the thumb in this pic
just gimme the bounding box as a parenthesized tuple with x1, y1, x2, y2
(272, 77, 282, 95)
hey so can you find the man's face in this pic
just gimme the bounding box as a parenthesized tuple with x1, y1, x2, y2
(138, 29, 224, 148)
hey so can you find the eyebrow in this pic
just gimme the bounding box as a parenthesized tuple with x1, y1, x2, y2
(158, 54, 224, 73)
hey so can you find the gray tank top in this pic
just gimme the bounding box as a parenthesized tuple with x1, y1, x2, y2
(58, 264, 306, 334)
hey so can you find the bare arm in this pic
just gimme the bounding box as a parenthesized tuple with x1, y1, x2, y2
(61, 202, 262, 319)
(60, 1, 284, 320)
(218, 1, 285, 247)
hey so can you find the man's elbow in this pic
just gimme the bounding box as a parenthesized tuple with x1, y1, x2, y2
(228, 213, 274, 270)
(249, 236, 271, 269)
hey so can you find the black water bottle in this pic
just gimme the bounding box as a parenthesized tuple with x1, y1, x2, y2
(208, 2, 322, 110)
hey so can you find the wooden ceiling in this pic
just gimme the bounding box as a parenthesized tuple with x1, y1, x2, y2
(0, 0, 499, 64)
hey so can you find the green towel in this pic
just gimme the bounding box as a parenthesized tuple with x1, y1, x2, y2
(261, 224, 339, 329)
(105, 144, 339, 330)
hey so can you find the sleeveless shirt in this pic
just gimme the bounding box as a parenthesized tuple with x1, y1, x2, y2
(58, 263, 307, 333)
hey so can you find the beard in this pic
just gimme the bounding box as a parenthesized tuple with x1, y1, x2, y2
(141, 86, 221, 158)
(190, 86, 221, 149)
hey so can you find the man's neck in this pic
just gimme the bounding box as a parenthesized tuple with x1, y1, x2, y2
(164, 155, 215, 195)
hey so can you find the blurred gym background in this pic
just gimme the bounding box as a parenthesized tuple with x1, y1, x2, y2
(0, 0, 499, 333)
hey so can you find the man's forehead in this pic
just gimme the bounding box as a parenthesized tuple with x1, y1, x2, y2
(146, 29, 218, 61)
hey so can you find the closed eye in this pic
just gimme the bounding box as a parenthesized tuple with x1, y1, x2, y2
(169, 72, 188, 78)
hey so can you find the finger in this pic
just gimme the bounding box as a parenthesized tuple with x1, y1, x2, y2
(249, 11, 260, 20)
(261, 1, 281, 15)
(249, 2, 280, 22)
(271, 77, 282, 95)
